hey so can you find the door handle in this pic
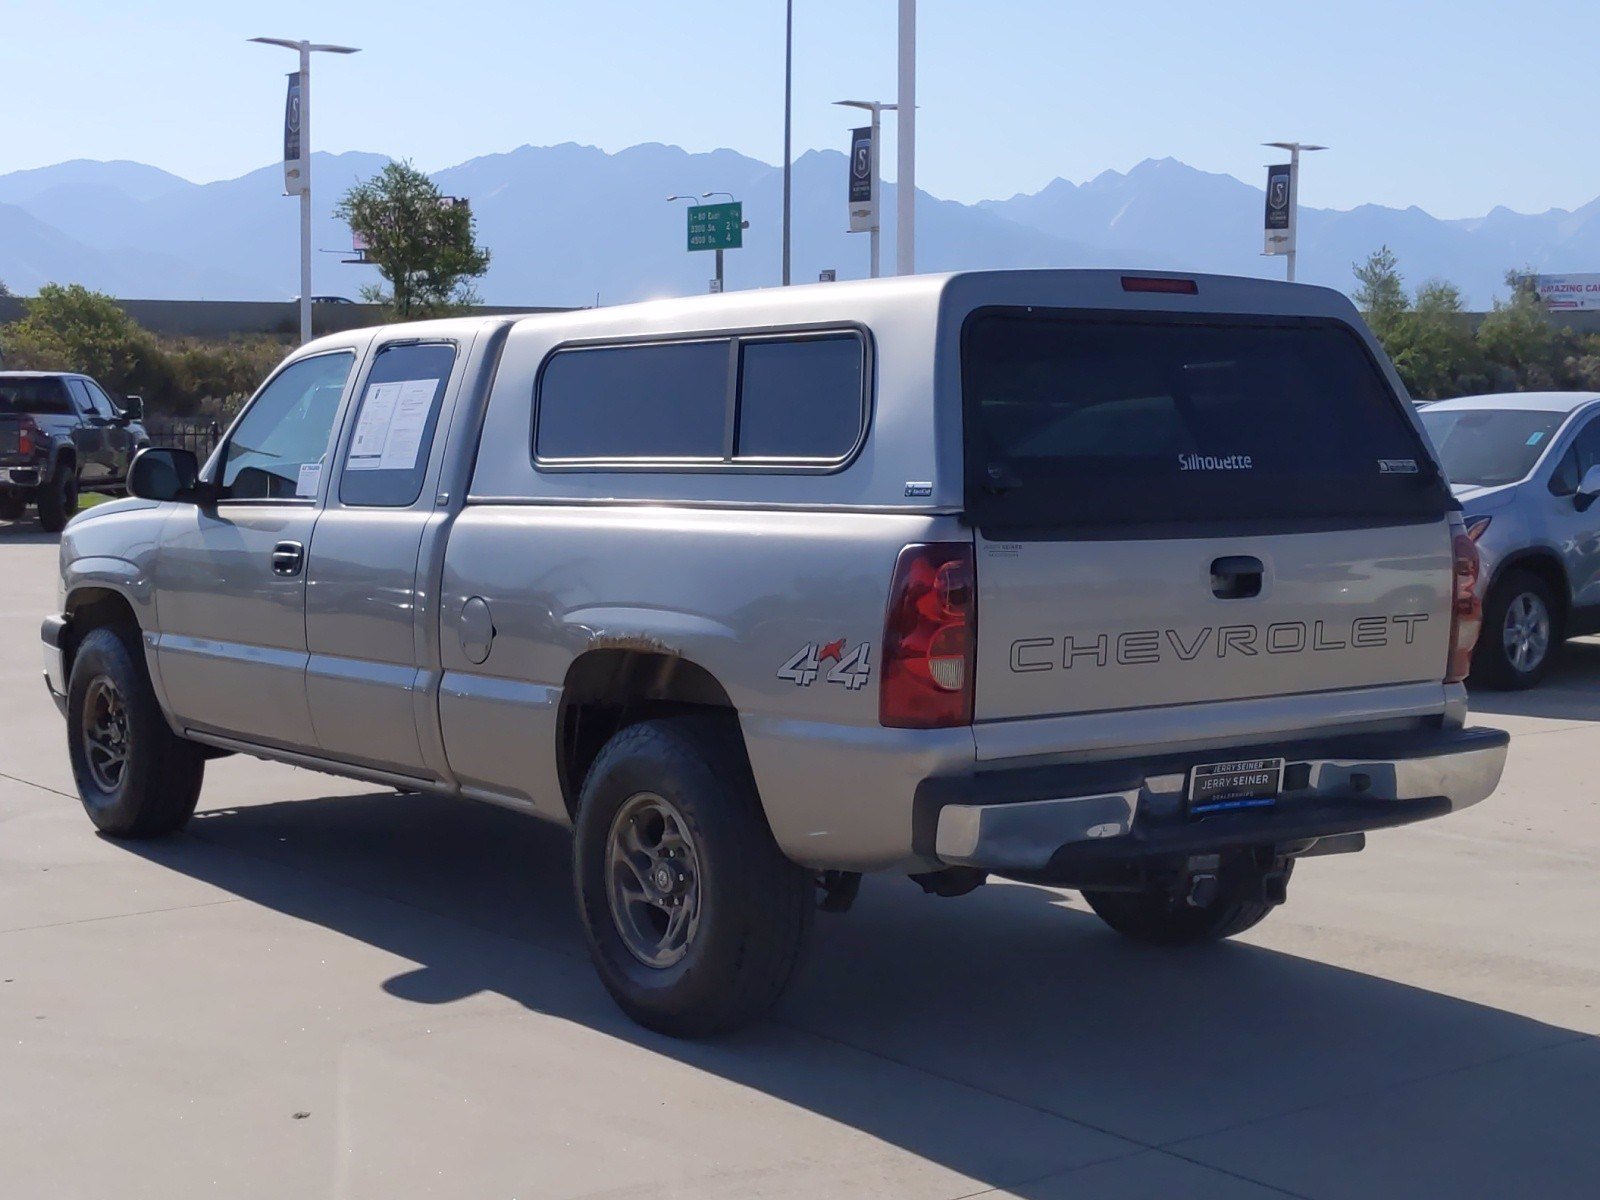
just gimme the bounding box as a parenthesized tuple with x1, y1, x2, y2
(271, 540, 305, 577)
(1211, 555, 1263, 599)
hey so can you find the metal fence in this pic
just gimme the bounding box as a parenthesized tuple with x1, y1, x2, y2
(144, 417, 224, 462)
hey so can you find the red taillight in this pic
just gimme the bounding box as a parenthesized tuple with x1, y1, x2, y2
(1446, 515, 1482, 683)
(1121, 275, 1199, 294)
(17, 417, 37, 457)
(880, 543, 976, 728)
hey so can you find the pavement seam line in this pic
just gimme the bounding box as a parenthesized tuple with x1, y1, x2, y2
(0, 895, 243, 935)
(1158, 1030, 1598, 1152)
(0, 769, 77, 800)
(945, 1145, 1315, 1200)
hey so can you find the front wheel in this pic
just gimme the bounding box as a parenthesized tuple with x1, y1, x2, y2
(1473, 569, 1561, 690)
(67, 626, 205, 837)
(573, 716, 813, 1037)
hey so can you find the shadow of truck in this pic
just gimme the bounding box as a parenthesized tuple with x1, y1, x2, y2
(108, 784, 1600, 1198)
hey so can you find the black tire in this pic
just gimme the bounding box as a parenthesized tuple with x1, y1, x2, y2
(1083, 859, 1292, 947)
(0, 493, 24, 520)
(573, 716, 813, 1037)
(1472, 568, 1561, 691)
(66, 625, 205, 838)
(37, 463, 79, 533)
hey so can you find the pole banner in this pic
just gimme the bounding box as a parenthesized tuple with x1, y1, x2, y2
(283, 72, 305, 195)
(849, 126, 874, 233)
(1263, 162, 1292, 255)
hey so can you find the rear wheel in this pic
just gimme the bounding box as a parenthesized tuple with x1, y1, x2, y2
(573, 716, 813, 1037)
(67, 625, 205, 838)
(1473, 569, 1560, 690)
(1083, 858, 1292, 946)
(37, 464, 79, 533)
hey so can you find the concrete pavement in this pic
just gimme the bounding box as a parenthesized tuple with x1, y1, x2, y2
(2, 521, 1597, 1199)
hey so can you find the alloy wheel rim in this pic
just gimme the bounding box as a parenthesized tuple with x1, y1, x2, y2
(1502, 592, 1551, 674)
(605, 791, 703, 968)
(82, 676, 130, 791)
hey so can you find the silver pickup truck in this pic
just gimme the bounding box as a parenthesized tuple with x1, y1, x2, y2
(42, 270, 1509, 1036)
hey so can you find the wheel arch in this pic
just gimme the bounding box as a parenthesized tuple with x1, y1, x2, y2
(1489, 549, 1570, 624)
(62, 584, 142, 683)
(555, 648, 747, 819)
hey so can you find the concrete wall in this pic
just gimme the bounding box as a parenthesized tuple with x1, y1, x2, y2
(0, 297, 571, 339)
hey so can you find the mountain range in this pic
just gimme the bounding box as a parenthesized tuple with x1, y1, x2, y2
(4, 143, 1599, 309)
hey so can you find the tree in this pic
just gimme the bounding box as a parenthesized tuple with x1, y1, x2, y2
(1352, 246, 1408, 343)
(2, 284, 174, 399)
(0, 279, 13, 298)
(1388, 280, 1486, 399)
(336, 161, 490, 320)
(1477, 267, 1566, 390)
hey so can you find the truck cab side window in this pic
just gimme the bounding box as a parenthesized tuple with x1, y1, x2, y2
(66, 379, 96, 417)
(338, 342, 457, 507)
(220, 352, 354, 500)
(82, 380, 120, 420)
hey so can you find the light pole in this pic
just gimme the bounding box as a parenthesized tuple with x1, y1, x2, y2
(896, 0, 916, 276)
(781, 0, 793, 286)
(249, 36, 360, 344)
(833, 100, 897, 278)
(1262, 141, 1325, 283)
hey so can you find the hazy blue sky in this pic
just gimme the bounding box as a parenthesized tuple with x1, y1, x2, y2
(6, 1, 1593, 216)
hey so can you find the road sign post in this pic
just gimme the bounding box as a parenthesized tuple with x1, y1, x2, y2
(687, 202, 742, 294)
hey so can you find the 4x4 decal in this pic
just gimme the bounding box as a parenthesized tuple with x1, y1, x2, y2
(778, 640, 872, 690)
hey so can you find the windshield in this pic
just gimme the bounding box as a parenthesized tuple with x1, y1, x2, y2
(0, 378, 73, 416)
(961, 310, 1447, 532)
(1418, 407, 1565, 487)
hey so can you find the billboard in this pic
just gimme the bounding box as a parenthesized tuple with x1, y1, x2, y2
(1263, 163, 1292, 255)
(1533, 274, 1600, 311)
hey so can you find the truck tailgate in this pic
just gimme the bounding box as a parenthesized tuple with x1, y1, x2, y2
(973, 523, 1452, 721)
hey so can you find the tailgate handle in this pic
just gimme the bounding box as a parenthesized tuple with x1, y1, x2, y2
(1211, 555, 1262, 599)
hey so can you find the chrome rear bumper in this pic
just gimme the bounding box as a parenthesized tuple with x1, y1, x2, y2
(927, 725, 1509, 872)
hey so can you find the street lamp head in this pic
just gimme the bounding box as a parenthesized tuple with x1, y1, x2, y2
(249, 37, 361, 54)
(833, 99, 897, 112)
(1263, 141, 1328, 152)
(665, 194, 697, 203)
(701, 192, 736, 202)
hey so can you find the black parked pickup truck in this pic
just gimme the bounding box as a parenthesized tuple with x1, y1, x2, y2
(0, 372, 149, 532)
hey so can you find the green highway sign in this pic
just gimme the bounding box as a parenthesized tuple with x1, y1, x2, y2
(687, 202, 742, 252)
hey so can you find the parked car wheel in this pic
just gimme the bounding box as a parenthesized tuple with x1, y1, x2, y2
(37, 464, 79, 533)
(67, 625, 205, 838)
(0, 493, 24, 520)
(573, 716, 813, 1037)
(1473, 569, 1561, 690)
(1083, 858, 1291, 946)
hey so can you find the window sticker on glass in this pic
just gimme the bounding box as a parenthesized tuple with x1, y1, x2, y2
(1527, 431, 1546, 446)
(295, 461, 322, 497)
(348, 378, 438, 471)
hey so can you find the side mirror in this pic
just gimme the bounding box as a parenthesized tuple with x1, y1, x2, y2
(128, 447, 205, 504)
(1577, 464, 1600, 512)
(120, 395, 144, 421)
